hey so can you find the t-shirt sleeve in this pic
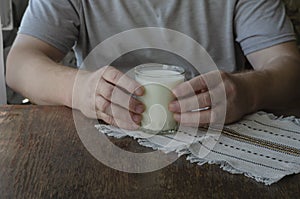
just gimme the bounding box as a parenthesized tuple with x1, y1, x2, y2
(18, 0, 80, 54)
(234, 0, 296, 55)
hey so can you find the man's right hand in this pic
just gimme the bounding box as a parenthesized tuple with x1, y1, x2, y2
(73, 66, 145, 130)
(7, 35, 145, 130)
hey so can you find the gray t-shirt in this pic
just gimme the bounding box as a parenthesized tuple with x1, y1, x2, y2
(19, 0, 295, 76)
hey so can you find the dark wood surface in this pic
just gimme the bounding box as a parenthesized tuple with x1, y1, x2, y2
(0, 105, 299, 199)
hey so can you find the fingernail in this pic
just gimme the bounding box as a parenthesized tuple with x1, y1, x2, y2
(134, 87, 144, 96)
(169, 101, 179, 112)
(135, 104, 145, 113)
(133, 114, 142, 123)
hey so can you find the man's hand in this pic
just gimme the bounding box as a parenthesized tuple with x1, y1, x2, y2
(169, 70, 254, 127)
(73, 66, 145, 130)
(169, 41, 300, 127)
(7, 35, 145, 130)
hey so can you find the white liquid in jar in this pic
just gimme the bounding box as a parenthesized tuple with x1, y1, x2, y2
(135, 69, 184, 132)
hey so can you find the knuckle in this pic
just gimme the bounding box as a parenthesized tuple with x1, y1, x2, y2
(101, 84, 113, 99)
(103, 66, 121, 82)
(99, 112, 113, 125)
(207, 94, 213, 106)
(106, 116, 114, 125)
(105, 67, 120, 82)
(96, 110, 105, 119)
(111, 71, 120, 82)
(202, 92, 211, 107)
(197, 76, 206, 89)
(97, 78, 105, 92)
(98, 98, 111, 112)
(96, 110, 103, 119)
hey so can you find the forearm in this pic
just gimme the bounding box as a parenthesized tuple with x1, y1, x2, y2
(6, 47, 77, 107)
(237, 55, 300, 116)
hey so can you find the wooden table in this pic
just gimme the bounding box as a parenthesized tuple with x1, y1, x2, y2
(0, 105, 299, 198)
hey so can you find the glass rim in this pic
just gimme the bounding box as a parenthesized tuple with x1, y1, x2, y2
(135, 63, 185, 78)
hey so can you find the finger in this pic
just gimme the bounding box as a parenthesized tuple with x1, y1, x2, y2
(170, 82, 227, 113)
(174, 110, 210, 126)
(169, 91, 211, 113)
(96, 78, 145, 114)
(95, 95, 143, 124)
(174, 104, 226, 127)
(172, 70, 223, 98)
(96, 111, 140, 130)
(172, 76, 206, 99)
(102, 66, 144, 96)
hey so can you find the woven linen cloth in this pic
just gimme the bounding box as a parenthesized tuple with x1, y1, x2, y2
(95, 112, 300, 185)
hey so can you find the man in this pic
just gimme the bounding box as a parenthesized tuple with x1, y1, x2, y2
(6, 0, 300, 129)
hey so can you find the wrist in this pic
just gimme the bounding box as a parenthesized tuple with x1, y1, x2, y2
(233, 71, 265, 114)
(61, 68, 83, 109)
(70, 69, 91, 111)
